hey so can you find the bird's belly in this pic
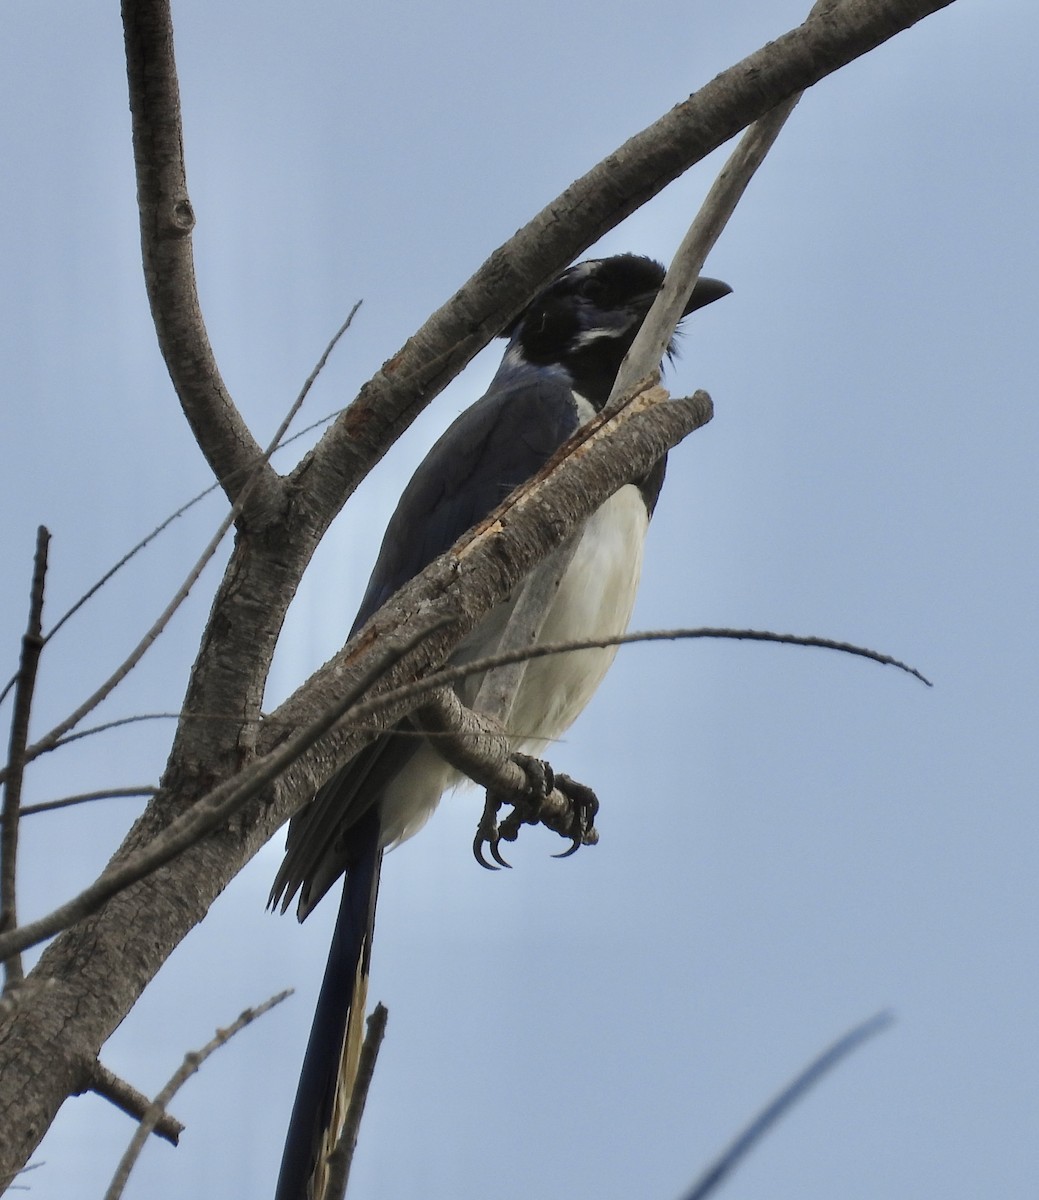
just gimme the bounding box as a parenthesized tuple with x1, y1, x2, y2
(378, 483, 649, 848)
(508, 482, 649, 748)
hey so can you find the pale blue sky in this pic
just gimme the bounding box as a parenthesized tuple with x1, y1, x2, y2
(2, 2, 1037, 1197)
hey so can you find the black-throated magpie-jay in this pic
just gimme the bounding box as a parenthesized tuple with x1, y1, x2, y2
(271, 254, 730, 1198)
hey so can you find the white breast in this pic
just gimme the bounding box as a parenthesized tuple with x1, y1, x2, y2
(378, 391, 651, 849)
(507, 482, 649, 749)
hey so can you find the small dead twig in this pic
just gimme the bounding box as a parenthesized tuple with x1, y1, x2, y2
(0, 305, 363, 792)
(1, 527, 50, 991)
(24, 304, 361, 665)
(86, 1060, 184, 1146)
(20, 787, 158, 817)
(323, 1003, 389, 1200)
(103, 989, 292, 1200)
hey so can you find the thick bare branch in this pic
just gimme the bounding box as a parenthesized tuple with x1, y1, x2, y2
(121, 0, 274, 505)
(261, 386, 709, 793)
(324, 1003, 389, 1200)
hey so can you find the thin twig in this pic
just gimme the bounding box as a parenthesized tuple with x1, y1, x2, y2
(0, 1160, 43, 1192)
(680, 1012, 894, 1200)
(21, 788, 158, 818)
(86, 1060, 184, 1146)
(12, 614, 926, 763)
(48, 712, 247, 753)
(344, 624, 932, 736)
(0, 308, 363, 792)
(4, 619, 930, 783)
(324, 1003, 389, 1200)
(31, 306, 360, 658)
(1, 527, 49, 991)
(0, 617, 447, 963)
(103, 989, 292, 1200)
(41, 489, 218, 650)
(291, 303, 363, 419)
(0, 506, 240, 786)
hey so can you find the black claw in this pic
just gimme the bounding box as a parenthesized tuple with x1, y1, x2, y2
(473, 762, 600, 867)
(473, 833, 500, 870)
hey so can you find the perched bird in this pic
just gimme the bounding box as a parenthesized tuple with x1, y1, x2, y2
(271, 253, 730, 1198)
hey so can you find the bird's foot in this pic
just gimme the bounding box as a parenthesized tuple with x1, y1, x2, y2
(472, 755, 598, 869)
(546, 773, 599, 859)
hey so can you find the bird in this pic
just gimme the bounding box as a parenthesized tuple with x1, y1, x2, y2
(270, 253, 730, 1199)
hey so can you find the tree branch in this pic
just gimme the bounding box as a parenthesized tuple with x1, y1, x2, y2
(680, 1012, 894, 1200)
(1, 528, 49, 992)
(121, 0, 274, 505)
(0, 616, 447, 963)
(103, 990, 291, 1200)
(85, 1059, 184, 1147)
(324, 1003, 389, 1200)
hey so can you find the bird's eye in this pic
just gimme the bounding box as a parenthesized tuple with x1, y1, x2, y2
(577, 277, 608, 304)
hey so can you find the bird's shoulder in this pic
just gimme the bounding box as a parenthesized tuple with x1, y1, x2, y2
(352, 369, 580, 630)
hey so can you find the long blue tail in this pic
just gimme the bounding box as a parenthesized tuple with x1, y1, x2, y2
(275, 816, 382, 1200)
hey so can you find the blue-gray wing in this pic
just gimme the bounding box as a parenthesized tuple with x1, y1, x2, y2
(271, 374, 579, 915)
(351, 374, 579, 634)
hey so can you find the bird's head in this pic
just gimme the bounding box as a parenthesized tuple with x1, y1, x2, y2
(503, 253, 731, 406)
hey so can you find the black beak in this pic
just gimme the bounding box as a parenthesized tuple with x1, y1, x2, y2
(683, 276, 733, 315)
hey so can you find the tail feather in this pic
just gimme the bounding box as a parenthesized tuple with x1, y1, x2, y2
(275, 818, 383, 1200)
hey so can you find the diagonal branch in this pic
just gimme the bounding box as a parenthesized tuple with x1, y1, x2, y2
(680, 1012, 894, 1200)
(615, 92, 805, 403)
(85, 1060, 184, 1146)
(297, 0, 957, 523)
(103, 989, 292, 1200)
